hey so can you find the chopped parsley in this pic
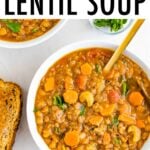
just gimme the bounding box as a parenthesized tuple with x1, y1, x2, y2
(79, 105, 86, 116)
(53, 95, 67, 110)
(93, 19, 128, 32)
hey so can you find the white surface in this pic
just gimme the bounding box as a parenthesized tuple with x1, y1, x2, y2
(0, 19, 150, 150)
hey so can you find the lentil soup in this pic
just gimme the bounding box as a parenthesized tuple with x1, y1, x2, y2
(34, 48, 150, 150)
(0, 19, 60, 42)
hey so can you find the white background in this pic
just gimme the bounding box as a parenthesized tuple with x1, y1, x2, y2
(0, 19, 150, 150)
(0, 0, 150, 18)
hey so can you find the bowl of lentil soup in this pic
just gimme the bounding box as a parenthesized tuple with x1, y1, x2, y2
(27, 41, 150, 150)
(0, 19, 66, 48)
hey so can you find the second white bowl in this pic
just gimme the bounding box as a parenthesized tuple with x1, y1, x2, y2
(0, 20, 67, 49)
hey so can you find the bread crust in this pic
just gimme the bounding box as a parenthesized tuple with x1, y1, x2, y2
(0, 79, 22, 150)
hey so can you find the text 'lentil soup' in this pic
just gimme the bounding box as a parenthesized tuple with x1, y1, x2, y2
(0, 19, 60, 42)
(34, 48, 150, 150)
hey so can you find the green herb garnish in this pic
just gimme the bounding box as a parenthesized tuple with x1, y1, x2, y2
(93, 19, 128, 32)
(32, 28, 39, 33)
(53, 95, 63, 105)
(112, 116, 119, 126)
(113, 137, 121, 145)
(2, 20, 21, 33)
(95, 64, 101, 73)
(33, 107, 39, 112)
(53, 95, 67, 110)
(54, 127, 60, 135)
(108, 115, 119, 128)
(7, 22, 21, 33)
(79, 105, 86, 116)
(122, 81, 129, 96)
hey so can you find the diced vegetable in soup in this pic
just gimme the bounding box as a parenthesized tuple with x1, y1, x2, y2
(0, 19, 59, 42)
(35, 48, 150, 150)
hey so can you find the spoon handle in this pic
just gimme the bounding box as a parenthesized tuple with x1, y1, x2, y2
(103, 19, 145, 75)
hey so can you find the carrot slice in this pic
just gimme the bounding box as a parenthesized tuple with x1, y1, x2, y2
(128, 91, 144, 106)
(81, 63, 92, 75)
(63, 90, 78, 104)
(44, 77, 55, 92)
(76, 75, 88, 90)
(136, 119, 145, 128)
(64, 130, 79, 147)
(100, 103, 116, 116)
(88, 115, 103, 126)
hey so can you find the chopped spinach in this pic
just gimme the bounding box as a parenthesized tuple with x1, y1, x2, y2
(53, 95, 63, 105)
(108, 115, 119, 128)
(53, 127, 60, 135)
(122, 81, 129, 96)
(33, 107, 39, 112)
(32, 28, 39, 33)
(7, 22, 21, 33)
(114, 137, 121, 145)
(95, 64, 101, 73)
(2, 20, 21, 33)
(79, 105, 86, 116)
(112, 116, 119, 126)
(53, 95, 67, 110)
(93, 19, 128, 32)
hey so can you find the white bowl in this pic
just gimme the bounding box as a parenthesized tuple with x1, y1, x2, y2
(89, 19, 133, 34)
(0, 20, 67, 49)
(27, 40, 150, 150)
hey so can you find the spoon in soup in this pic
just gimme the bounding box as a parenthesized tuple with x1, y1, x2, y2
(136, 78, 150, 102)
(103, 19, 150, 101)
(128, 77, 150, 102)
(103, 19, 145, 75)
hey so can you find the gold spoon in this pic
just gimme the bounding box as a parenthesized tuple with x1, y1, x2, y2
(103, 19, 150, 101)
(103, 19, 145, 75)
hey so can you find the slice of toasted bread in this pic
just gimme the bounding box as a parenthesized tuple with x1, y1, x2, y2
(0, 79, 21, 150)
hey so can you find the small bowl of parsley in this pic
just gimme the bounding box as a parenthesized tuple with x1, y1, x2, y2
(90, 19, 133, 34)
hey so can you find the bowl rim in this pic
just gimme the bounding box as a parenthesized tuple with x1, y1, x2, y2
(89, 19, 133, 35)
(0, 19, 67, 49)
(27, 40, 150, 150)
